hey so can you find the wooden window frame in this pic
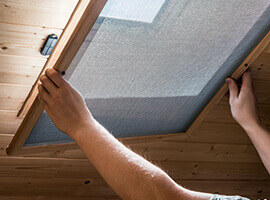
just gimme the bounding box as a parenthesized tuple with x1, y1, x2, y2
(6, 0, 270, 156)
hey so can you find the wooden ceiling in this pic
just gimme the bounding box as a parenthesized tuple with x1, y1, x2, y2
(0, 0, 270, 199)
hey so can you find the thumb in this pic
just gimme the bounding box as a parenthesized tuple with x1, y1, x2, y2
(226, 78, 239, 102)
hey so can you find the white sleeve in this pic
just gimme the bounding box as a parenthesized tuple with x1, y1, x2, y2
(210, 194, 250, 200)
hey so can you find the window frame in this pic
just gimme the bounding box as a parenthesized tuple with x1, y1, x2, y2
(6, 0, 270, 156)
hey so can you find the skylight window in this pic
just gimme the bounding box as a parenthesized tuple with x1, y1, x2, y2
(23, 0, 270, 147)
(100, 0, 165, 23)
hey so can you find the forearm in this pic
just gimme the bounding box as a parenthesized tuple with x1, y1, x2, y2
(37, 69, 211, 200)
(73, 119, 211, 200)
(73, 119, 182, 199)
(243, 123, 270, 174)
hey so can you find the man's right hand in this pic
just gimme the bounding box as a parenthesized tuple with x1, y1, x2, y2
(37, 68, 94, 140)
(226, 71, 262, 131)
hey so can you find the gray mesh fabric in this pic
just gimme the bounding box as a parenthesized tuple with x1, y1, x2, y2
(24, 0, 270, 147)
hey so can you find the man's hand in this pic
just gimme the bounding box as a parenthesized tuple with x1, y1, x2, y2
(226, 71, 262, 131)
(37, 68, 94, 139)
(227, 71, 270, 174)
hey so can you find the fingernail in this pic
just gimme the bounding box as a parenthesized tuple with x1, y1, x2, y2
(226, 78, 231, 84)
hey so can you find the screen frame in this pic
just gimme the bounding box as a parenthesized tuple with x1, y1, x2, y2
(6, 0, 270, 156)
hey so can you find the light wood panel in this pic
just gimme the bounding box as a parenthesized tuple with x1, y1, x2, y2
(264, 42, 270, 53)
(0, 110, 22, 134)
(0, 84, 31, 110)
(0, 54, 46, 85)
(204, 103, 270, 125)
(168, 122, 253, 145)
(131, 141, 261, 163)
(57, 159, 269, 180)
(21, 141, 261, 163)
(0, 157, 64, 177)
(0, 177, 268, 199)
(0, 23, 62, 58)
(0, 0, 78, 28)
(0, 177, 116, 196)
(0, 134, 13, 156)
(250, 53, 270, 81)
(162, 161, 269, 180)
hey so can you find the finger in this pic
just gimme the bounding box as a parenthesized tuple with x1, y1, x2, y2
(226, 77, 239, 102)
(241, 71, 253, 90)
(38, 94, 48, 109)
(45, 68, 65, 88)
(38, 84, 51, 104)
(40, 74, 58, 94)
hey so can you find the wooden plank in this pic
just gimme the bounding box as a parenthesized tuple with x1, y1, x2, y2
(0, 110, 22, 134)
(0, 23, 63, 46)
(7, 0, 108, 156)
(0, 177, 116, 196)
(161, 161, 269, 181)
(0, 84, 31, 110)
(263, 42, 270, 53)
(0, 23, 62, 58)
(22, 141, 262, 163)
(129, 141, 261, 163)
(0, 42, 44, 58)
(176, 122, 252, 145)
(120, 122, 254, 145)
(57, 159, 269, 180)
(0, 55, 45, 85)
(220, 77, 270, 106)
(56, 159, 102, 179)
(250, 53, 270, 81)
(0, 196, 120, 200)
(0, 157, 64, 178)
(0, 0, 78, 28)
(186, 31, 270, 136)
(221, 91, 270, 106)
(17, 148, 86, 159)
(204, 103, 270, 125)
(0, 134, 13, 156)
(0, 177, 268, 199)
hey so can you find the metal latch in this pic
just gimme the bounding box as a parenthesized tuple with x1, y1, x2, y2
(40, 34, 58, 56)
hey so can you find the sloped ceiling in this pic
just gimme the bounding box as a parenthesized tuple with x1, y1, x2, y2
(0, 0, 270, 199)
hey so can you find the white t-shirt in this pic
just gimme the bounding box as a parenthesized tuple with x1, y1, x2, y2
(210, 194, 250, 200)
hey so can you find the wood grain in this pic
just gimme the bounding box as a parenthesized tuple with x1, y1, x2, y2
(250, 53, 270, 81)
(0, 0, 78, 28)
(0, 110, 22, 134)
(0, 84, 31, 110)
(0, 23, 62, 58)
(204, 103, 270, 125)
(57, 159, 269, 180)
(0, 54, 46, 85)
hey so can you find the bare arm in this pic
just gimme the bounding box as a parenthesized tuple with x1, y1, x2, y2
(226, 71, 270, 174)
(38, 68, 212, 200)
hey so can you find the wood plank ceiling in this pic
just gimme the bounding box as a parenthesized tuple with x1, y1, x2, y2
(0, 0, 79, 147)
(0, 0, 270, 199)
